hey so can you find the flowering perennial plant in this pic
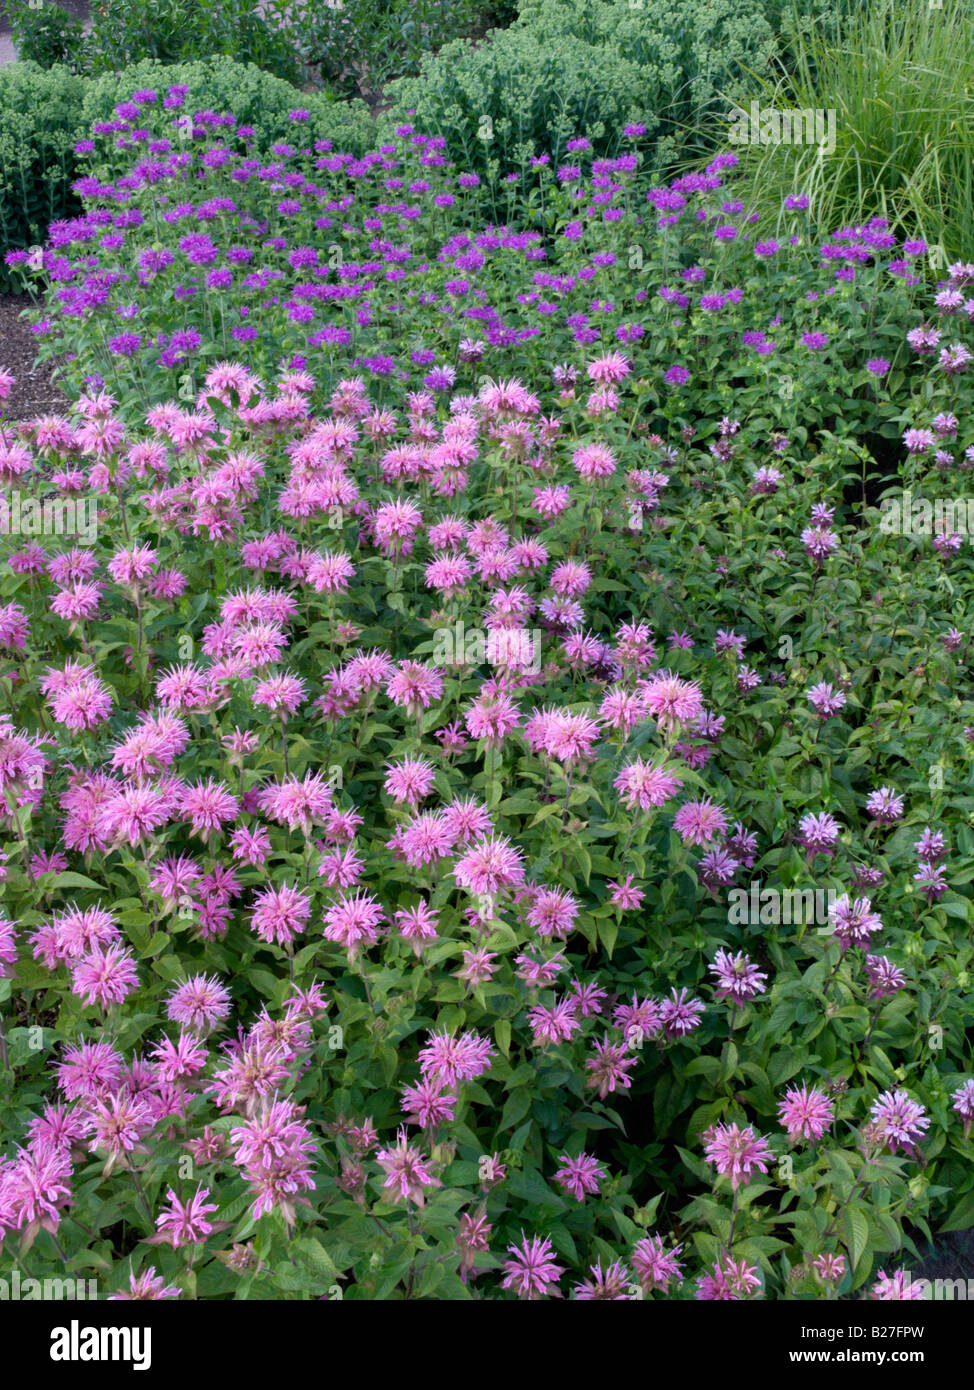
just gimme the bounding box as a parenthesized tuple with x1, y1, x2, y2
(0, 88, 973, 1302)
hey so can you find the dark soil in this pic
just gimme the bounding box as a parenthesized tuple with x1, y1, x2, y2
(0, 294, 70, 420)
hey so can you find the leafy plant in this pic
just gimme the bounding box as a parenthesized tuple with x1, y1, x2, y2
(82, 0, 305, 85)
(3, 0, 85, 70)
(384, 0, 776, 181)
(2, 82, 974, 1302)
(0, 60, 84, 294)
(287, 0, 483, 104)
(723, 0, 974, 263)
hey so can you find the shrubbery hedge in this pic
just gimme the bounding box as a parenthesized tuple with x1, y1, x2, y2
(0, 62, 85, 293)
(384, 0, 776, 176)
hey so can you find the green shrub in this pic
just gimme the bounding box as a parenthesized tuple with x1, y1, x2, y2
(384, 0, 776, 178)
(79, 57, 375, 158)
(81, 0, 305, 85)
(286, 0, 482, 103)
(0, 61, 85, 294)
(3, 0, 86, 70)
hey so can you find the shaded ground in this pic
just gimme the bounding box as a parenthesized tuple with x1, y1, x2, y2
(0, 295, 69, 420)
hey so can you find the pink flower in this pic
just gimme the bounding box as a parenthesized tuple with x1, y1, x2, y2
(813, 1252, 846, 1284)
(553, 1152, 606, 1201)
(501, 1233, 563, 1299)
(777, 1084, 834, 1143)
(181, 779, 239, 838)
(869, 1089, 929, 1156)
(871, 1269, 924, 1300)
(88, 1092, 154, 1157)
(155, 1185, 219, 1247)
(614, 758, 683, 811)
(608, 876, 644, 910)
(375, 1127, 441, 1206)
(572, 1260, 631, 1300)
(253, 672, 306, 716)
(572, 443, 617, 479)
(392, 901, 439, 953)
(672, 797, 729, 847)
(41, 661, 113, 730)
(528, 998, 581, 1047)
(250, 882, 311, 946)
(640, 671, 704, 732)
(386, 660, 444, 717)
(70, 944, 139, 1010)
(0, 918, 16, 978)
(453, 834, 525, 896)
(418, 1029, 495, 1087)
(696, 1256, 762, 1300)
(585, 1035, 637, 1098)
(401, 1078, 456, 1129)
(703, 1121, 774, 1190)
(167, 974, 232, 1033)
(709, 949, 767, 1004)
(109, 1267, 182, 1300)
(632, 1233, 683, 1293)
(383, 755, 436, 805)
(322, 889, 385, 962)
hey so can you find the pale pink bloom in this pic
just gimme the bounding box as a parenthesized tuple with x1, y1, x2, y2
(386, 660, 444, 716)
(871, 1269, 924, 1301)
(696, 1256, 762, 1300)
(322, 889, 385, 962)
(181, 779, 239, 837)
(70, 944, 139, 1010)
(383, 755, 436, 805)
(250, 882, 311, 946)
(453, 834, 525, 896)
(375, 1127, 441, 1206)
(632, 1233, 683, 1293)
(640, 671, 704, 732)
(608, 876, 644, 910)
(88, 1092, 155, 1157)
(501, 1233, 563, 1299)
(672, 797, 729, 847)
(167, 974, 232, 1032)
(703, 1121, 774, 1190)
(585, 1035, 637, 1098)
(109, 1267, 182, 1300)
(553, 1152, 605, 1201)
(155, 1185, 218, 1247)
(777, 1084, 834, 1143)
(614, 758, 683, 811)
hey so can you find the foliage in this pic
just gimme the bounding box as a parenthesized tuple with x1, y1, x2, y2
(80, 0, 305, 86)
(1, 72, 974, 1305)
(0, 61, 85, 294)
(286, 0, 483, 104)
(384, 0, 777, 179)
(726, 0, 974, 264)
(3, 0, 85, 71)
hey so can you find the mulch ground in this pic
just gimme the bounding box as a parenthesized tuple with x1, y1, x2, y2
(0, 294, 70, 421)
